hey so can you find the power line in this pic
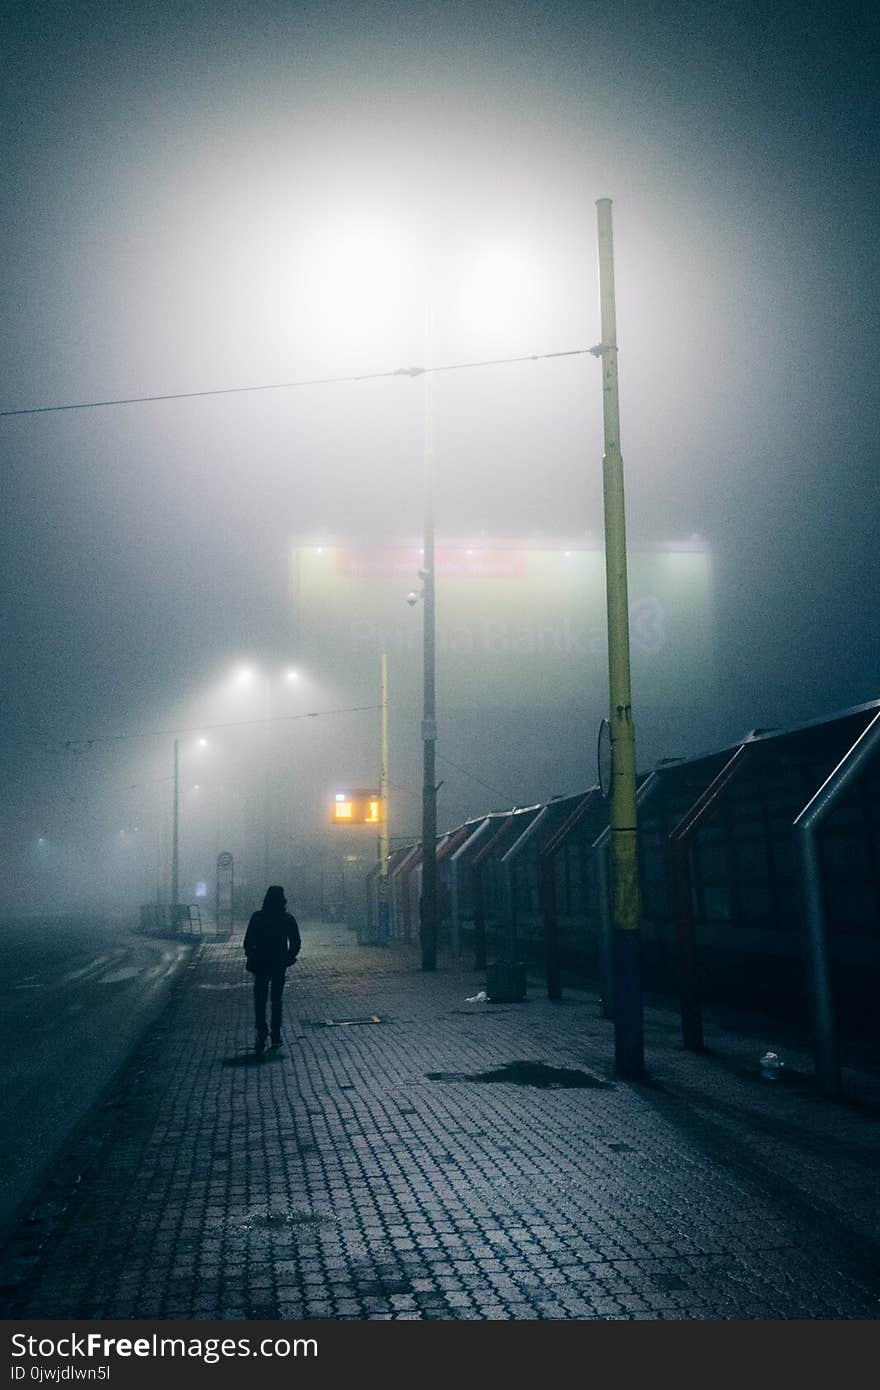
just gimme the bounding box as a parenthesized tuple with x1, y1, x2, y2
(37, 703, 382, 753)
(41, 705, 522, 806)
(0, 348, 591, 419)
(434, 750, 521, 808)
(394, 727, 521, 806)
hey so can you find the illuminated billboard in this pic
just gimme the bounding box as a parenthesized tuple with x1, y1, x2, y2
(291, 538, 713, 718)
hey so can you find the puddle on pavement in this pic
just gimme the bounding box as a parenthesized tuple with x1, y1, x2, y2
(425, 1059, 611, 1089)
(98, 967, 141, 984)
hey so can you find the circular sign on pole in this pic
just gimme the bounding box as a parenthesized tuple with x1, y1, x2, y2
(597, 719, 612, 800)
(217, 851, 233, 868)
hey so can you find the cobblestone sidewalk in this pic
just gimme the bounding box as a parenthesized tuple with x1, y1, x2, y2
(2, 924, 879, 1320)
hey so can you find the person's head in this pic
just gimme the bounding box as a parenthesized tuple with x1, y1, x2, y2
(262, 885, 287, 913)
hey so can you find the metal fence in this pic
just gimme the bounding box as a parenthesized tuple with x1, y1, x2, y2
(377, 699, 880, 1058)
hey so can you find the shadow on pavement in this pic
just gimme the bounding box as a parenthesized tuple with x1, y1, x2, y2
(425, 1059, 612, 1089)
(628, 1071, 880, 1299)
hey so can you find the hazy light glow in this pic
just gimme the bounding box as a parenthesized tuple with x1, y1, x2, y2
(311, 231, 409, 342)
(459, 250, 526, 333)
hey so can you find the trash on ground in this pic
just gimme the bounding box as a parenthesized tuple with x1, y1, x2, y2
(465, 990, 488, 1003)
(322, 1015, 382, 1026)
(759, 1050, 784, 1080)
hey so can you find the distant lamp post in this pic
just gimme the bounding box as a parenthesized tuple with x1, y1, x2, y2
(231, 660, 305, 887)
(230, 662, 273, 885)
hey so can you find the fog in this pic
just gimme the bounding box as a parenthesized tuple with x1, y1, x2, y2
(3, 0, 878, 914)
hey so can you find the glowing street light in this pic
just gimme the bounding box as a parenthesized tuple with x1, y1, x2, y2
(229, 660, 305, 884)
(311, 233, 526, 968)
(418, 250, 525, 972)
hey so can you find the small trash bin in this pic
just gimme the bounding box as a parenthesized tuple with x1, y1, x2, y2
(486, 960, 527, 1002)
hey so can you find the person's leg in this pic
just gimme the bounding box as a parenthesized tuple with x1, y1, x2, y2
(269, 970, 285, 1044)
(253, 973, 270, 1050)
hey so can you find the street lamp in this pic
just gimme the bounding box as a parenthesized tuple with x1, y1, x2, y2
(417, 252, 523, 971)
(231, 661, 304, 887)
(229, 662, 272, 883)
(314, 231, 525, 969)
(420, 339, 438, 970)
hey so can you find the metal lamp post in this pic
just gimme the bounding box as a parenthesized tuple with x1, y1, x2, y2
(594, 198, 644, 1079)
(420, 346, 438, 971)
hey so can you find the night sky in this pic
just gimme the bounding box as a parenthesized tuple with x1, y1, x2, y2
(2, 0, 879, 913)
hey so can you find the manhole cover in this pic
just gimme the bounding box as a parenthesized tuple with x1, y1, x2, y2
(425, 1060, 611, 1089)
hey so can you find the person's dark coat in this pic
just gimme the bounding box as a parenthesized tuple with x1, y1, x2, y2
(244, 892, 301, 975)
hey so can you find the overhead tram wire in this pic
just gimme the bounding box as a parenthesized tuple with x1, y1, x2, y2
(3, 337, 562, 809)
(32, 703, 383, 754)
(433, 751, 521, 809)
(0, 348, 593, 419)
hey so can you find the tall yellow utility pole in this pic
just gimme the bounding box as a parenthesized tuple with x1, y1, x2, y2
(377, 652, 390, 944)
(595, 198, 644, 1078)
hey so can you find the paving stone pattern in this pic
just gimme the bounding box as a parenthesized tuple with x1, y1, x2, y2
(2, 924, 879, 1320)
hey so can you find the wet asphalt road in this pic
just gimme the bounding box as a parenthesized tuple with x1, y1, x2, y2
(0, 916, 191, 1228)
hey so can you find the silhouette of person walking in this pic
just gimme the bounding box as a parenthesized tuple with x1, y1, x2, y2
(243, 885, 301, 1054)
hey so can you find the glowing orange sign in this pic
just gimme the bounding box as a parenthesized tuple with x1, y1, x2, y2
(331, 790, 382, 826)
